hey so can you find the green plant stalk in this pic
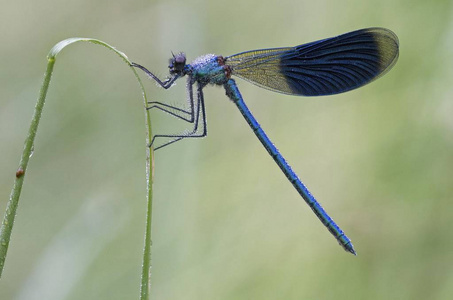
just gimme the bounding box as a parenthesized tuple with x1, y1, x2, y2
(0, 57, 55, 278)
(0, 38, 155, 300)
(136, 62, 154, 300)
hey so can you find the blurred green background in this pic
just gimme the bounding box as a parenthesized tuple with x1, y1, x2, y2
(1, 0, 452, 299)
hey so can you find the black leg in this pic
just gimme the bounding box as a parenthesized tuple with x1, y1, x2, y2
(132, 62, 207, 150)
(151, 82, 207, 150)
(146, 79, 196, 123)
(147, 101, 191, 115)
(133, 62, 195, 122)
(131, 62, 179, 89)
(146, 102, 193, 123)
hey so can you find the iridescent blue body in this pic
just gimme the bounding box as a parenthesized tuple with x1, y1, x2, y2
(188, 54, 228, 85)
(224, 79, 355, 253)
(132, 28, 399, 254)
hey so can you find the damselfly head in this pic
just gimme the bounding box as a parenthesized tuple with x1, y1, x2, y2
(169, 52, 186, 75)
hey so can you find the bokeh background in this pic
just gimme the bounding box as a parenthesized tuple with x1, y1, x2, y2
(1, 0, 452, 299)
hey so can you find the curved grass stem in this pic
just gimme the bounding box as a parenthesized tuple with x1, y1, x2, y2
(0, 38, 154, 300)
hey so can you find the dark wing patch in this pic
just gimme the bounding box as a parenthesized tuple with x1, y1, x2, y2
(225, 28, 399, 96)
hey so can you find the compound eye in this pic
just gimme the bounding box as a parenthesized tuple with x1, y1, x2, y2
(168, 52, 186, 75)
(174, 53, 186, 65)
(173, 53, 186, 71)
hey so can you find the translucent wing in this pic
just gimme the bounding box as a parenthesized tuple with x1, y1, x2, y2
(225, 28, 399, 96)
